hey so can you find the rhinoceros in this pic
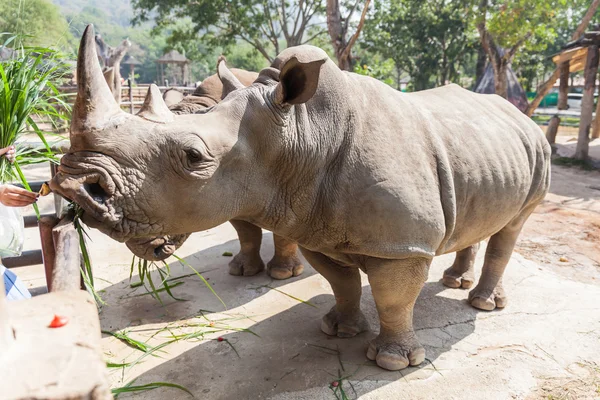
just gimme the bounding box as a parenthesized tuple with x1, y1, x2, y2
(51, 26, 551, 371)
(126, 61, 305, 280)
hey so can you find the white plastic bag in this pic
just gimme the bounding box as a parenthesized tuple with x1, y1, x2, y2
(0, 204, 24, 258)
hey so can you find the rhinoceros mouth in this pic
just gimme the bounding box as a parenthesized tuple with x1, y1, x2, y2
(125, 233, 191, 261)
(49, 153, 155, 242)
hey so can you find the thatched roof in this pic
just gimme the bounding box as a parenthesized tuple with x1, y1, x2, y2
(156, 50, 189, 64)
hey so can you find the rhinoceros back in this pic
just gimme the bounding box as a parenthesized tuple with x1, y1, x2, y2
(404, 84, 551, 255)
(332, 78, 550, 260)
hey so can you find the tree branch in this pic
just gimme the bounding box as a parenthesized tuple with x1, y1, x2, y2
(505, 31, 532, 61)
(302, 29, 328, 45)
(340, 0, 371, 61)
(280, 0, 291, 42)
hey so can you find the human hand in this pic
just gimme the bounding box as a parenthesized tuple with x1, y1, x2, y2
(0, 184, 38, 207)
(0, 146, 16, 163)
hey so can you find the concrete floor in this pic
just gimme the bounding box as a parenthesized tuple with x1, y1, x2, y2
(11, 162, 600, 400)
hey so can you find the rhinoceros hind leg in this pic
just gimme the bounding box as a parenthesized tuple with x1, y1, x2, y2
(468, 205, 535, 311)
(442, 243, 480, 289)
(366, 257, 429, 370)
(267, 234, 304, 280)
(228, 220, 265, 276)
(300, 248, 368, 338)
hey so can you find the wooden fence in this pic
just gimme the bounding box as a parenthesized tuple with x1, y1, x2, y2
(58, 81, 196, 114)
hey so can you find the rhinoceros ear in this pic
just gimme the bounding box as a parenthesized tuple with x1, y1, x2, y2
(217, 56, 244, 99)
(274, 55, 326, 105)
(137, 84, 175, 123)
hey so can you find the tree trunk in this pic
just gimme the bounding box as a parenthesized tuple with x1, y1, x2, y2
(474, 43, 487, 89)
(326, 0, 371, 71)
(525, 0, 600, 116)
(493, 59, 509, 99)
(557, 61, 570, 110)
(575, 45, 599, 160)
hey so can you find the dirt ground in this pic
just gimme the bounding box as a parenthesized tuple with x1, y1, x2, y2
(12, 127, 600, 399)
(520, 127, 600, 285)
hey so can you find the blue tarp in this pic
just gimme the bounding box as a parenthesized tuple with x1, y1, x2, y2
(1, 263, 31, 301)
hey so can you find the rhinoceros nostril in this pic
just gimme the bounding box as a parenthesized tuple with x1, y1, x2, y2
(84, 182, 108, 204)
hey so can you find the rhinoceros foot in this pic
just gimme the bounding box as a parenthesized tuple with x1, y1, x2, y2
(228, 251, 265, 276)
(366, 332, 425, 371)
(442, 266, 474, 289)
(266, 254, 304, 280)
(468, 282, 507, 311)
(320, 306, 369, 338)
(442, 244, 479, 289)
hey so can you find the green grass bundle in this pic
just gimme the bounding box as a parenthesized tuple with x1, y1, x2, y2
(0, 34, 70, 187)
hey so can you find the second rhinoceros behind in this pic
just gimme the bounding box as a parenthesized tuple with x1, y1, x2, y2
(51, 25, 551, 371)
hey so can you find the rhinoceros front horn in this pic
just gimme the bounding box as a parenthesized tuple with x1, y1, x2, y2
(72, 25, 124, 140)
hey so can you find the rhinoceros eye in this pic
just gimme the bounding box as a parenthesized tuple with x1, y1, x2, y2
(185, 149, 203, 164)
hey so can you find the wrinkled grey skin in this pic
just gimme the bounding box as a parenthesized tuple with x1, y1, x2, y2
(51, 25, 551, 371)
(128, 66, 304, 280)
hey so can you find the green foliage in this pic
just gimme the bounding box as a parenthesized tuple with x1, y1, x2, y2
(353, 57, 396, 87)
(132, 0, 324, 63)
(483, 0, 568, 53)
(364, 0, 477, 91)
(0, 0, 74, 49)
(0, 36, 70, 185)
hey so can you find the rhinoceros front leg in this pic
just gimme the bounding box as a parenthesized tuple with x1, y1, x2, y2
(366, 257, 429, 370)
(266, 235, 304, 280)
(300, 248, 369, 338)
(228, 220, 265, 276)
(442, 243, 480, 289)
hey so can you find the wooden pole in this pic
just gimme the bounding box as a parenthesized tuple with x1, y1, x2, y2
(50, 214, 81, 292)
(593, 68, 600, 139)
(128, 78, 134, 114)
(575, 45, 599, 160)
(557, 61, 570, 110)
(594, 99, 600, 139)
(39, 216, 59, 292)
(546, 115, 561, 148)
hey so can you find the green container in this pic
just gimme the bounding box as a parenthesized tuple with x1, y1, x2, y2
(539, 92, 558, 107)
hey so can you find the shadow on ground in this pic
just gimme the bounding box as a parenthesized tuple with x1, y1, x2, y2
(97, 234, 485, 399)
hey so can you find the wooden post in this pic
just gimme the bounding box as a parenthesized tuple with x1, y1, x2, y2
(557, 61, 570, 110)
(593, 68, 600, 139)
(546, 115, 561, 148)
(576, 45, 599, 160)
(39, 216, 59, 292)
(51, 215, 82, 292)
(128, 78, 134, 114)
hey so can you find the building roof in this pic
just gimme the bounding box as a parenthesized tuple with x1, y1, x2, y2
(123, 55, 142, 65)
(156, 50, 190, 64)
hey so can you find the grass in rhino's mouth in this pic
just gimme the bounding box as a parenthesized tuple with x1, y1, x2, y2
(68, 201, 225, 309)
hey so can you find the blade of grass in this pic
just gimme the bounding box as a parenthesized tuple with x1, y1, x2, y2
(173, 254, 226, 310)
(11, 160, 40, 218)
(112, 381, 192, 398)
(261, 285, 317, 308)
(102, 330, 154, 353)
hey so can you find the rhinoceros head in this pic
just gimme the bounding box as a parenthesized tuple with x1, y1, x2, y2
(50, 25, 328, 255)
